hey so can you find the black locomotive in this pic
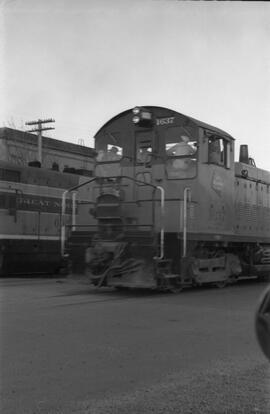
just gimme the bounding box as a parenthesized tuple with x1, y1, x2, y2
(64, 106, 270, 290)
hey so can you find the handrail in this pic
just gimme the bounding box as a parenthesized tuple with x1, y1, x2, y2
(60, 175, 164, 258)
(61, 190, 68, 257)
(72, 192, 76, 231)
(154, 186, 165, 260)
(61, 190, 78, 256)
(182, 187, 191, 258)
(61, 177, 97, 257)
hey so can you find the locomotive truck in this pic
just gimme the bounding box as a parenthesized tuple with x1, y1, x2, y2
(63, 106, 270, 291)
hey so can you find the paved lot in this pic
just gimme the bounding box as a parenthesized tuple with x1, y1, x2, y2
(0, 277, 270, 414)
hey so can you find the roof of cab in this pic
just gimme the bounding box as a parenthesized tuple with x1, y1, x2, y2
(94, 106, 234, 140)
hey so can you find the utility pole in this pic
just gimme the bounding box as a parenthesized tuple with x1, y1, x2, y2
(25, 118, 55, 164)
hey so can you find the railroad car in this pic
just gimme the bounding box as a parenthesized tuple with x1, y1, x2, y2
(0, 161, 93, 275)
(64, 106, 270, 291)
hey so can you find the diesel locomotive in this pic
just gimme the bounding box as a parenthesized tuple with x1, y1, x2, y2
(0, 127, 97, 276)
(0, 161, 94, 275)
(64, 106, 270, 291)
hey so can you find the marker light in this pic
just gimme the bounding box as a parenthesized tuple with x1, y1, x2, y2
(132, 115, 140, 124)
(132, 107, 140, 115)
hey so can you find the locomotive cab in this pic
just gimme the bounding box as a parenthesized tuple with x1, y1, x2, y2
(94, 106, 199, 182)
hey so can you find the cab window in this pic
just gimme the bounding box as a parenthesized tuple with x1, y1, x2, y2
(165, 126, 197, 179)
(95, 132, 123, 162)
(208, 134, 230, 168)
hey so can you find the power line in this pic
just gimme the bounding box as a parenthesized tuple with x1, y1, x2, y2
(25, 118, 55, 164)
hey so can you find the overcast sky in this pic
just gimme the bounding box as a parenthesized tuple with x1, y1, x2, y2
(1, 0, 270, 170)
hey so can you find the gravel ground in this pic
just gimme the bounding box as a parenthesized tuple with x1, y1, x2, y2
(74, 360, 270, 414)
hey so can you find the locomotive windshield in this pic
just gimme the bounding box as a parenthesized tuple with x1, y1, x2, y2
(165, 125, 197, 179)
(95, 132, 123, 162)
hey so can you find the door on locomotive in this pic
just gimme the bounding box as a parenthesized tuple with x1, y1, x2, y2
(135, 130, 153, 172)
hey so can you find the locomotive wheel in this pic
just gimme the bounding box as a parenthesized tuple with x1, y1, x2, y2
(169, 285, 183, 294)
(229, 275, 238, 284)
(214, 280, 227, 289)
(168, 279, 183, 293)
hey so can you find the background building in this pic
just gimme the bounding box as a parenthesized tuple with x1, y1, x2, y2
(0, 128, 96, 175)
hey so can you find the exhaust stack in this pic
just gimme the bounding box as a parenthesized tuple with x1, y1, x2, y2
(239, 144, 249, 164)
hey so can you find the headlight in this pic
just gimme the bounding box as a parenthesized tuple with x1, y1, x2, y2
(132, 115, 140, 124)
(132, 107, 140, 115)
